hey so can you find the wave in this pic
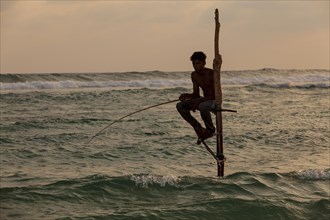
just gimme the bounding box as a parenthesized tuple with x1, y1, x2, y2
(1, 79, 328, 91)
(131, 173, 181, 188)
(1, 170, 329, 220)
(290, 169, 330, 180)
(0, 79, 191, 90)
(2, 169, 329, 191)
(1, 69, 329, 91)
(246, 82, 330, 89)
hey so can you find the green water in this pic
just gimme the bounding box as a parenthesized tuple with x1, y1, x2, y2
(0, 70, 329, 219)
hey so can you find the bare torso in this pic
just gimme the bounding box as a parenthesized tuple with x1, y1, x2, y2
(191, 67, 215, 100)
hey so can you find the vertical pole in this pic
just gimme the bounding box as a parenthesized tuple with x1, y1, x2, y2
(213, 9, 224, 177)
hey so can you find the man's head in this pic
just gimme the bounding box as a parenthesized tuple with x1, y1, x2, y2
(190, 51, 206, 72)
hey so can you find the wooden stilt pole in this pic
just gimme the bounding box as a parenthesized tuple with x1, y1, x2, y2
(213, 9, 224, 177)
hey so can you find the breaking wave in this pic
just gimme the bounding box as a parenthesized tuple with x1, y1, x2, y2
(0, 69, 329, 91)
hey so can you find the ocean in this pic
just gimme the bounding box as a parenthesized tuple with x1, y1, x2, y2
(0, 69, 329, 220)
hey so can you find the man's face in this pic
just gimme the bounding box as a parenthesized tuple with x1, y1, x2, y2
(192, 59, 205, 72)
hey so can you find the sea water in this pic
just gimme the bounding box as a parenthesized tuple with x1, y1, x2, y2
(0, 69, 329, 219)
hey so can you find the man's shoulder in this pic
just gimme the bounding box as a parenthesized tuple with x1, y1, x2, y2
(192, 68, 213, 74)
(204, 67, 214, 73)
(201, 68, 214, 77)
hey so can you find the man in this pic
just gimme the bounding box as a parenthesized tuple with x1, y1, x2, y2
(177, 51, 216, 144)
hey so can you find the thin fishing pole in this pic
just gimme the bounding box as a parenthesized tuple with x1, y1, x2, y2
(86, 99, 179, 144)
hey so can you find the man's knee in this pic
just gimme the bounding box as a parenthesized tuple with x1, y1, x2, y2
(176, 102, 184, 112)
(177, 101, 191, 113)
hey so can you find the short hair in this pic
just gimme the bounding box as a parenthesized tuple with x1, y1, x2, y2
(190, 51, 207, 62)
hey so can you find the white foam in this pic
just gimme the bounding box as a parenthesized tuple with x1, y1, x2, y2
(294, 169, 330, 180)
(223, 74, 330, 86)
(0, 79, 191, 91)
(131, 174, 180, 188)
(1, 70, 329, 91)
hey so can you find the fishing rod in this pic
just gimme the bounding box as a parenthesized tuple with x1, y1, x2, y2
(86, 99, 179, 144)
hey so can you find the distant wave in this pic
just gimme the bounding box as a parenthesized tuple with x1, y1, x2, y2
(1, 69, 329, 91)
(247, 83, 330, 89)
(1, 79, 328, 91)
(0, 79, 191, 90)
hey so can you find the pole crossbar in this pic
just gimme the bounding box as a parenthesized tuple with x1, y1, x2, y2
(217, 108, 237, 113)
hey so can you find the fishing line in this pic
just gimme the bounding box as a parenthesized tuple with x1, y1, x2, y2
(86, 99, 179, 144)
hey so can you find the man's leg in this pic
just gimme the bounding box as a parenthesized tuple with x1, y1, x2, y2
(176, 100, 208, 140)
(176, 100, 202, 129)
(198, 100, 216, 133)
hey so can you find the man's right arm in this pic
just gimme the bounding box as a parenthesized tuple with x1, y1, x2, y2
(179, 73, 200, 101)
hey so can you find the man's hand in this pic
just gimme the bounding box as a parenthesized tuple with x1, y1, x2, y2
(179, 93, 191, 101)
(213, 54, 222, 70)
(179, 93, 201, 101)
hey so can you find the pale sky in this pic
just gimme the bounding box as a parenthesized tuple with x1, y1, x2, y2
(0, 0, 329, 73)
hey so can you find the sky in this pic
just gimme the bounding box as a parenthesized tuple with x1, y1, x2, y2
(0, 0, 329, 73)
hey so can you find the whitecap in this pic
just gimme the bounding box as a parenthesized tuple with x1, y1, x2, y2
(130, 173, 180, 188)
(293, 169, 330, 180)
